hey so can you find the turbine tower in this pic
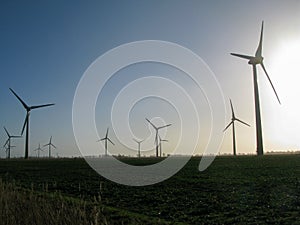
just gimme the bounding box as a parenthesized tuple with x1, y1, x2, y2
(146, 118, 171, 157)
(97, 128, 114, 156)
(34, 143, 43, 158)
(9, 88, 55, 159)
(43, 136, 56, 158)
(158, 135, 168, 157)
(3, 127, 22, 159)
(223, 100, 250, 156)
(231, 21, 280, 155)
(133, 138, 144, 158)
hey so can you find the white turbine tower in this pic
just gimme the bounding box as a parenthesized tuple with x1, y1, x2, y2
(231, 21, 280, 155)
(223, 99, 250, 156)
(133, 138, 144, 158)
(97, 128, 114, 156)
(43, 136, 56, 158)
(146, 118, 171, 157)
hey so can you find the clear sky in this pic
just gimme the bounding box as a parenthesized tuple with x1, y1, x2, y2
(1, 0, 300, 158)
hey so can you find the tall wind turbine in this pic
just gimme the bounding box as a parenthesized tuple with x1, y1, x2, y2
(231, 21, 280, 155)
(43, 136, 56, 158)
(223, 100, 250, 156)
(146, 118, 171, 157)
(97, 128, 114, 156)
(158, 135, 168, 157)
(133, 138, 144, 158)
(9, 88, 55, 159)
(34, 143, 43, 158)
(3, 127, 22, 159)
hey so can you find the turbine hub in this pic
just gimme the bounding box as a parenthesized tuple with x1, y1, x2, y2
(248, 56, 263, 65)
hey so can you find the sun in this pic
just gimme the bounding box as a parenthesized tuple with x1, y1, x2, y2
(264, 39, 300, 151)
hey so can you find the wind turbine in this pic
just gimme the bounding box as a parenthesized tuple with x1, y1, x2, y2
(4, 145, 16, 159)
(34, 143, 43, 158)
(97, 128, 114, 156)
(146, 118, 171, 157)
(43, 136, 56, 158)
(231, 21, 280, 155)
(9, 88, 55, 159)
(133, 138, 144, 158)
(158, 135, 168, 157)
(3, 126, 22, 159)
(223, 100, 250, 156)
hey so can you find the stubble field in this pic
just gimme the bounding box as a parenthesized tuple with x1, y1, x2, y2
(0, 155, 300, 224)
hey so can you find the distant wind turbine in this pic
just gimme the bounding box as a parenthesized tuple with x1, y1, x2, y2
(43, 136, 56, 158)
(146, 118, 171, 157)
(4, 145, 16, 159)
(3, 126, 22, 159)
(223, 100, 250, 156)
(158, 135, 168, 157)
(231, 21, 280, 155)
(97, 128, 114, 156)
(133, 138, 144, 158)
(9, 88, 55, 159)
(34, 143, 43, 158)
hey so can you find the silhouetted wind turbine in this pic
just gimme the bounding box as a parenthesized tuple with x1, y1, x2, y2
(97, 128, 114, 156)
(133, 138, 144, 158)
(3, 127, 22, 159)
(223, 100, 250, 156)
(34, 143, 43, 158)
(9, 88, 55, 159)
(158, 135, 168, 157)
(146, 118, 171, 157)
(43, 136, 56, 158)
(231, 21, 280, 155)
(4, 145, 16, 159)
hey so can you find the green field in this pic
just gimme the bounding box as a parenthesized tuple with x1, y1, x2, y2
(0, 155, 300, 224)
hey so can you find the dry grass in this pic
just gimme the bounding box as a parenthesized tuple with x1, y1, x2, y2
(0, 179, 108, 225)
(0, 178, 170, 225)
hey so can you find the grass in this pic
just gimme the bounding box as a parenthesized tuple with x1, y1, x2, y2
(0, 155, 300, 224)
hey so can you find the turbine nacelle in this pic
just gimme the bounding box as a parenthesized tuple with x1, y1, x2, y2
(230, 21, 281, 104)
(230, 53, 263, 65)
(248, 56, 264, 65)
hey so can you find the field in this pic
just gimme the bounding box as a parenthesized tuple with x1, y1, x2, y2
(0, 155, 300, 224)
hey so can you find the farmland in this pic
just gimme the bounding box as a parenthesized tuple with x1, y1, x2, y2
(0, 155, 300, 224)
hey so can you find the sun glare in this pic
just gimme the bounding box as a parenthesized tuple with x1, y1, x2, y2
(266, 39, 300, 150)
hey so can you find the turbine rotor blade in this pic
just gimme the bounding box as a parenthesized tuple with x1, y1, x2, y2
(223, 121, 233, 132)
(235, 118, 251, 127)
(106, 128, 109, 138)
(230, 53, 253, 60)
(260, 62, 281, 104)
(21, 113, 29, 135)
(3, 127, 10, 137)
(9, 88, 29, 110)
(30, 103, 55, 110)
(146, 118, 157, 129)
(4, 139, 9, 147)
(107, 138, 114, 145)
(51, 144, 56, 148)
(229, 99, 235, 119)
(158, 124, 172, 129)
(255, 21, 264, 58)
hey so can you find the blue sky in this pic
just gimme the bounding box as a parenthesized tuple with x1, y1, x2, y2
(1, 0, 300, 158)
